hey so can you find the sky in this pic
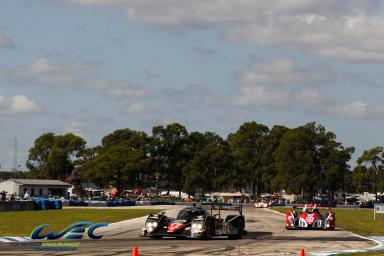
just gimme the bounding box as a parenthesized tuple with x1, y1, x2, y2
(1, 0, 384, 171)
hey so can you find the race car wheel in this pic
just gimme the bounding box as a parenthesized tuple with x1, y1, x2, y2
(228, 228, 243, 239)
(201, 221, 213, 239)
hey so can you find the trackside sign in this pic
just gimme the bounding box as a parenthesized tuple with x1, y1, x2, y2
(374, 204, 384, 221)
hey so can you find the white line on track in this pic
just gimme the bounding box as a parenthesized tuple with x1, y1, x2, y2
(0, 237, 31, 243)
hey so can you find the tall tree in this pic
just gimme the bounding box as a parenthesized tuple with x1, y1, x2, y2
(260, 125, 290, 193)
(274, 123, 353, 200)
(352, 165, 375, 193)
(152, 123, 188, 194)
(357, 146, 384, 200)
(183, 132, 233, 195)
(317, 130, 354, 201)
(273, 124, 320, 197)
(81, 129, 151, 190)
(26, 133, 86, 180)
(228, 121, 269, 196)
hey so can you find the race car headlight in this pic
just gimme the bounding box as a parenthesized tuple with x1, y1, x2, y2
(152, 222, 158, 227)
(148, 227, 154, 232)
(146, 222, 153, 228)
(192, 223, 203, 232)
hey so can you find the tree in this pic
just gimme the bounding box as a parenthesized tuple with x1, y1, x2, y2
(228, 121, 269, 196)
(317, 130, 354, 201)
(260, 125, 290, 193)
(152, 123, 188, 194)
(273, 124, 320, 196)
(183, 133, 233, 195)
(81, 129, 151, 190)
(274, 123, 354, 200)
(352, 165, 375, 193)
(26, 133, 86, 180)
(357, 146, 384, 200)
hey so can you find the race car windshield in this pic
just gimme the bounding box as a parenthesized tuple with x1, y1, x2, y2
(176, 210, 206, 220)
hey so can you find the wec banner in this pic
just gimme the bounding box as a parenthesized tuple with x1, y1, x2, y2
(374, 204, 384, 221)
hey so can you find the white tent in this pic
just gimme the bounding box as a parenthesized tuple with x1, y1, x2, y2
(160, 191, 192, 199)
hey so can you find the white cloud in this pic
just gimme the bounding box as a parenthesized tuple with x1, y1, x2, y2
(64, 0, 371, 26)
(0, 95, 41, 115)
(63, 1, 384, 61)
(227, 14, 384, 61)
(0, 35, 15, 48)
(62, 122, 86, 137)
(232, 58, 328, 108)
(126, 102, 150, 113)
(240, 58, 335, 87)
(5, 58, 147, 98)
(6, 58, 93, 86)
(331, 101, 384, 119)
(232, 86, 323, 107)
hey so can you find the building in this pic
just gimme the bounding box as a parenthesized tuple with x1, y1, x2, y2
(68, 182, 103, 198)
(0, 179, 71, 197)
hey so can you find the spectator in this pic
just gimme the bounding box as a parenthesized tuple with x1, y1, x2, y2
(0, 191, 6, 201)
(23, 191, 30, 200)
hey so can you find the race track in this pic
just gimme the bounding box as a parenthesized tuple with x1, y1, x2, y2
(0, 206, 375, 256)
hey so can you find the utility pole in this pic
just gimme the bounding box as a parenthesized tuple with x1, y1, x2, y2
(13, 137, 17, 178)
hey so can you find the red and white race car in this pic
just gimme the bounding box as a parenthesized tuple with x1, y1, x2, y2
(285, 206, 335, 230)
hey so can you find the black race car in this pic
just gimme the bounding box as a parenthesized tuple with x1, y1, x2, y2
(141, 205, 245, 239)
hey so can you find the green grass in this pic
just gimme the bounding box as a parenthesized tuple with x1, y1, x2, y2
(0, 208, 160, 237)
(274, 207, 384, 236)
(341, 251, 384, 256)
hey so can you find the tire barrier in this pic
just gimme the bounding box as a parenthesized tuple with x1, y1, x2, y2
(106, 200, 136, 207)
(55, 199, 63, 209)
(0, 201, 35, 211)
(150, 201, 175, 206)
(49, 199, 178, 208)
(136, 201, 151, 206)
(34, 199, 63, 210)
(69, 200, 88, 207)
(87, 201, 108, 207)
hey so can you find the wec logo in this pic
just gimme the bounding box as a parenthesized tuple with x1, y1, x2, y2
(31, 222, 109, 240)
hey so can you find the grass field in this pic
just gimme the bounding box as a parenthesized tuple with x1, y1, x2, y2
(342, 251, 384, 256)
(0, 208, 160, 237)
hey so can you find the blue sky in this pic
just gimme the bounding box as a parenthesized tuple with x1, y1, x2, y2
(1, 0, 384, 170)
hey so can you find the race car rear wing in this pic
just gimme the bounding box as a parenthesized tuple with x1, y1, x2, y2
(199, 202, 243, 216)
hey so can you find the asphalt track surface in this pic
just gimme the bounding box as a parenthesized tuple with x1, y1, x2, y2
(0, 206, 375, 256)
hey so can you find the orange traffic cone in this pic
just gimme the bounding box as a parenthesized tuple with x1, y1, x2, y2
(299, 248, 305, 256)
(132, 246, 139, 256)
